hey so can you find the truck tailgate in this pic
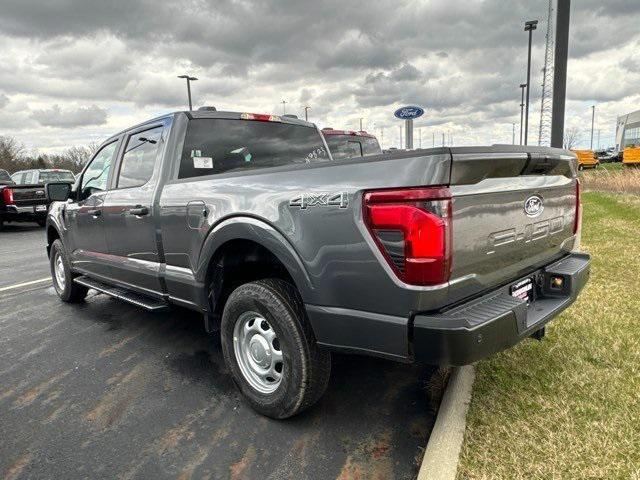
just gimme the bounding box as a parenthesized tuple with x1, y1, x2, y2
(448, 147, 579, 299)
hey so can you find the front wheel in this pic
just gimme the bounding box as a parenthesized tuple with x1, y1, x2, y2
(220, 279, 331, 419)
(50, 239, 88, 303)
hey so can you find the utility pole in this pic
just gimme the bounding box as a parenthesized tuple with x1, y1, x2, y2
(359, 118, 364, 131)
(551, 0, 571, 148)
(281, 100, 287, 115)
(590, 105, 595, 150)
(432, 132, 435, 148)
(524, 20, 539, 145)
(513, 122, 516, 144)
(597, 129, 601, 149)
(519, 83, 527, 145)
(303, 105, 311, 121)
(442, 132, 445, 147)
(177, 75, 198, 111)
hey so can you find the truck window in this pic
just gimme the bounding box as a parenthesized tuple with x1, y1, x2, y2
(178, 119, 329, 179)
(0, 170, 10, 182)
(39, 171, 75, 183)
(117, 126, 163, 189)
(23, 171, 36, 184)
(81, 141, 118, 195)
(11, 172, 24, 184)
(361, 137, 382, 156)
(324, 137, 363, 160)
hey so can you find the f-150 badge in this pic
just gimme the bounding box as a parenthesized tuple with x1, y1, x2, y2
(289, 192, 348, 210)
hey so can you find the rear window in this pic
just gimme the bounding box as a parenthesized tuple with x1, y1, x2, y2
(179, 118, 329, 179)
(325, 135, 382, 160)
(39, 171, 75, 183)
(0, 170, 11, 182)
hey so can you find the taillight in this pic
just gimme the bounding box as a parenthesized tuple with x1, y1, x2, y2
(363, 186, 452, 286)
(240, 113, 281, 122)
(2, 187, 14, 205)
(573, 178, 581, 235)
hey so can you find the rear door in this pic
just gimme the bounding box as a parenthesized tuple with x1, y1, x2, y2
(66, 140, 120, 277)
(102, 122, 167, 296)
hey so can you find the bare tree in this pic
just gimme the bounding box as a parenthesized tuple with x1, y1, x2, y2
(0, 136, 25, 172)
(563, 127, 580, 150)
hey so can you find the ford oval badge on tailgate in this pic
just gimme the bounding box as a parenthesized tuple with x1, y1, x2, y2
(524, 195, 544, 217)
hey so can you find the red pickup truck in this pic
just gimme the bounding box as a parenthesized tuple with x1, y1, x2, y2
(321, 128, 382, 160)
(0, 168, 75, 230)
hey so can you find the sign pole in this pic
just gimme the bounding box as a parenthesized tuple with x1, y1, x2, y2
(405, 119, 413, 149)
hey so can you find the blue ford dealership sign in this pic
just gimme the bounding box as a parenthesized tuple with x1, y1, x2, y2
(394, 106, 424, 120)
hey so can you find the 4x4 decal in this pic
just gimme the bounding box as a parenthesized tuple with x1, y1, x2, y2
(289, 192, 348, 210)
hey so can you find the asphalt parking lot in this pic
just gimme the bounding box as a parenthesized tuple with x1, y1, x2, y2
(0, 224, 440, 480)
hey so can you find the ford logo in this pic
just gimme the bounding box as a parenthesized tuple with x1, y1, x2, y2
(394, 106, 425, 120)
(524, 195, 544, 217)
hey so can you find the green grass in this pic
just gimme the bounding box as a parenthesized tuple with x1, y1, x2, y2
(457, 192, 640, 480)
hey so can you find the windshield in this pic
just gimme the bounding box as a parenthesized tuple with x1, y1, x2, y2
(179, 118, 329, 179)
(39, 171, 75, 183)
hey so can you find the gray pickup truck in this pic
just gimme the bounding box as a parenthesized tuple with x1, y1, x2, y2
(45, 108, 590, 418)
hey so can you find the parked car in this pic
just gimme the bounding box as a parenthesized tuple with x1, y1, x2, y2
(571, 149, 599, 170)
(321, 128, 382, 160)
(0, 169, 14, 185)
(1, 168, 75, 230)
(45, 109, 590, 418)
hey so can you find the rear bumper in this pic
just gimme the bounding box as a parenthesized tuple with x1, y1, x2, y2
(412, 252, 590, 366)
(1, 205, 48, 222)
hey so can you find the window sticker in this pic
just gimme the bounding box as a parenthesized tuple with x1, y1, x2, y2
(193, 157, 213, 169)
(191, 149, 202, 157)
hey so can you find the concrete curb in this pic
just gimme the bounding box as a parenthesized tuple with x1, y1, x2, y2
(417, 365, 476, 480)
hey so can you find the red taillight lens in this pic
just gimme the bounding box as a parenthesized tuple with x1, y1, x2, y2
(240, 113, 281, 122)
(573, 178, 581, 235)
(2, 187, 14, 205)
(363, 187, 452, 286)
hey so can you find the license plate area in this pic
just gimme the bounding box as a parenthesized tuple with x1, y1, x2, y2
(510, 277, 534, 303)
(35, 205, 47, 212)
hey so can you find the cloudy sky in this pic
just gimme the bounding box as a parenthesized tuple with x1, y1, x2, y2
(1, 0, 639, 153)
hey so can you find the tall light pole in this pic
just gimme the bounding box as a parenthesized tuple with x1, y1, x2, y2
(177, 75, 198, 111)
(359, 118, 364, 131)
(303, 105, 311, 121)
(281, 100, 287, 115)
(432, 132, 435, 148)
(512, 122, 516, 144)
(519, 83, 527, 145)
(551, 0, 571, 148)
(524, 20, 538, 145)
(590, 105, 596, 150)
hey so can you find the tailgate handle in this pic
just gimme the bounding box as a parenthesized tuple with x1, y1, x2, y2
(129, 206, 149, 216)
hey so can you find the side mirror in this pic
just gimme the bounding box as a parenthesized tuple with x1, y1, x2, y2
(46, 182, 73, 202)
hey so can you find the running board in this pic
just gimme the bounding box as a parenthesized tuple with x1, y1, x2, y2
(73, 276, 169, 311)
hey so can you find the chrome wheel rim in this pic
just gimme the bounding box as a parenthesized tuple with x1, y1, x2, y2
(54, 253, 66, 291)
(233, 311, 284, 394)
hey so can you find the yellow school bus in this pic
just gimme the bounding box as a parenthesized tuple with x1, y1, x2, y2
(623, 146, 640, 166)
(571, 150, 599, 170)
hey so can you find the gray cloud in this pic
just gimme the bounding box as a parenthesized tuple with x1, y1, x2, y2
(0, 93, 8, 109)
(0, 0, 638, 150)
(32, 105, 108, 128)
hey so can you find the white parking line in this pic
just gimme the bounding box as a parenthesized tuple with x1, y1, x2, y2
(0, 277, 51, 293)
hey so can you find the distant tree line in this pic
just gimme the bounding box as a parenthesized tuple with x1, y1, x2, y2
(0, 135, 99, 174)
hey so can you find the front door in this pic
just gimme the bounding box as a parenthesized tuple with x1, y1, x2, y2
(66, 140, 119, 278)
(102, 124, 166, 296)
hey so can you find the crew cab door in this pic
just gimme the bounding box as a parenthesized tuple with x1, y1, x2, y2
(102, 123, 166, 296)
(66, 140, 120, 278)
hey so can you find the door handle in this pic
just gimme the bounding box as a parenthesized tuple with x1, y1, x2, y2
(87, 209, 102, 217)
(129, 206, 149, 216)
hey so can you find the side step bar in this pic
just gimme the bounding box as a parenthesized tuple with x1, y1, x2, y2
(73, 276, 169, 311)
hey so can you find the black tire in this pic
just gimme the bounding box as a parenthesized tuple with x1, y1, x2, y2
(220, 279, 331, 419)
(50, 239, 88, 303)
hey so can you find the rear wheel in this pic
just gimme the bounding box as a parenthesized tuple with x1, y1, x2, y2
(50, 239, 88, 303)
(220, 279, 331, 419)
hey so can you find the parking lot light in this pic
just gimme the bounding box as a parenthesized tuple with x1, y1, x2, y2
(177, 75, 198, 111)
